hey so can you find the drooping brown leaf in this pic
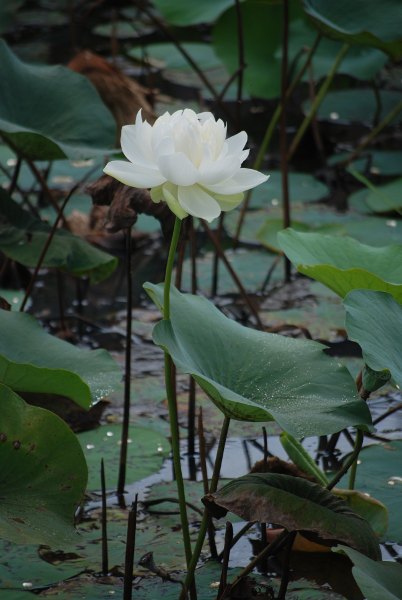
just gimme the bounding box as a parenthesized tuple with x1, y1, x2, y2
(68, 51, 156, 139)
(21, 392, 109, 433)
(250, 455, 318, 482)
(203, 473, 381, 560)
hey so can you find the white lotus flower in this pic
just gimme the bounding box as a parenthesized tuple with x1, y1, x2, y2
(103, 109, 269, 223)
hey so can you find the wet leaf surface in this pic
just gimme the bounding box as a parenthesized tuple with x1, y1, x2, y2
(77, 424, 169, 491)
(0, 384, 87, 546)
(344, 291, 402, 388)
(145, 284, 371, 437)
(0, 307, 120, 407)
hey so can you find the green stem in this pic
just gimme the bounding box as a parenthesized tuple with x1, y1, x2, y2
(341, 99, 402, 167)
(233, 34, 321, 246)
(181, 416, 231, 599)
(164, 217, 182, 320)
(287, 43, 350, 161)
(326, 429, 363, 491)
(255, 34, 322, 173)
(163, 217, 192, 569)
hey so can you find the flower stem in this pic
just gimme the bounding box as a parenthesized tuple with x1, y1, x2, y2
(164, 217, 182, 320)
(233, 34, 321, 247)
(163, 217, 193, 569)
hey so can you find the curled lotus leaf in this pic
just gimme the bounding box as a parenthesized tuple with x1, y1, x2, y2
(203, 473, 380, 560)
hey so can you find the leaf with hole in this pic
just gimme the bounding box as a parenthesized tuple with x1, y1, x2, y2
(0, 384, 87, 545)
(0, 40, 116, 160)
(203, 473, 380, 559)
(0, 308, 120, 408)
(144, 283, 371, 438)
(278, 229, 402, 303)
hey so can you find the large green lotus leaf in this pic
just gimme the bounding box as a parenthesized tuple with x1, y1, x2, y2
(307, 89, 402, 125)
(0, 40, 115, 160)
(0, 309, 120, 408)
(204, 473, 380, 560)
(339, 442, 402, 542)
(0, 191, 117, 283)
(0, 384, 87, 545)
(278, 229, 402, 303)
(213, 0, 387, 100)
(302, 0, 402, 59)
(152, 0, 234, 25)
(144, 283, 371, 437)
(250, 170, 329, 210)
(338, 546, 402, 599)
(77, 424, 169, 491)
(344, 290, 402, 388)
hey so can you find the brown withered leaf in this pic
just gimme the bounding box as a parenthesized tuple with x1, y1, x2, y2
(202, 473, 381, 560)
(21, 392, 109, 432)
(250, 456, 318, 483)
(68, 50, 155, 140)
(0, 296, 11, 310)
(86, 175, 175, 237)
